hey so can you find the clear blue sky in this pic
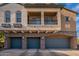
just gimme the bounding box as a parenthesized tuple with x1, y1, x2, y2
(65, 3, 79, 38)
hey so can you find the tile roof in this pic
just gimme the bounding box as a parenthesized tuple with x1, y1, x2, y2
(0, 3, 78, 14)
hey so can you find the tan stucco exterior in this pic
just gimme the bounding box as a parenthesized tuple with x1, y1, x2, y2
(0, 4, 76, 32)
(0, 3, 77, 49)
(0, 4, 27, 26)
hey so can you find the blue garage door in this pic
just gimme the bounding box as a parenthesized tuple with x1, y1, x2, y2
(45, 38, 70, 49)
(10, 37, 22, 49)
(27, 37, 40, 49)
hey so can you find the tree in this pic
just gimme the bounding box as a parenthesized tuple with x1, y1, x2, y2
(0, 32, 4, 48)
(0, 32, 4, 43)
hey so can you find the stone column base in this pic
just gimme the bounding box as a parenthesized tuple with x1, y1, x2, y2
(70, 36, 77, 49)
(22, 36, 26, 49)
(4, 36, 8, 49)
(40, 36, 45, 49)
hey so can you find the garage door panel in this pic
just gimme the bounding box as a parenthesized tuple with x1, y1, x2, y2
(45, 38, 70, 49)
(10, 37, 22, 49)
(27, 37, 40, 49)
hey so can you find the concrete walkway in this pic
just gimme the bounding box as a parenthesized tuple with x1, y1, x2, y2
(0, 49, 79, 56)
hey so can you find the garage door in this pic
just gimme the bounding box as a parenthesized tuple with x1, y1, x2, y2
(10, 37, 22, 49)
(27, 37, 40, 49)
(45, 38, 70, 49)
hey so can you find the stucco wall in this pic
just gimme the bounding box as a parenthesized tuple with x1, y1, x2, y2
(61, 8, 76, 32)
(0, 4, 61, 31)
(0, 3, 27, 27)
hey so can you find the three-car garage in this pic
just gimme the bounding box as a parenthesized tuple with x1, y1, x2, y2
(9, 37, 70, 49)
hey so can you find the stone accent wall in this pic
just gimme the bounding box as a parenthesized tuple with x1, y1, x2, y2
(61, 9, 76, 32)
(70, 36, 77, 49)
(22, 36, 26, 49)
(4, 35, 8, 49)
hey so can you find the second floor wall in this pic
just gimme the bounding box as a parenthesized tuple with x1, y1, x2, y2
(0, 3, 76, 31)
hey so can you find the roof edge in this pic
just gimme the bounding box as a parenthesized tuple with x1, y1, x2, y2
(0, 3, 78, 14)
(62, 7, 78, 14)
(0, 3, 24, 7)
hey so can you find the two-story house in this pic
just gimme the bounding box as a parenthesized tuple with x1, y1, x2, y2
(0, 3, 77, 49)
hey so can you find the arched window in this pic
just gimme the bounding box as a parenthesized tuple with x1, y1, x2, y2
(16, 11, 21, 22)
(5, 11, 11, 22)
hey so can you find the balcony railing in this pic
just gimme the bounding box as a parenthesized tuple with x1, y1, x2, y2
(13, 23, 22, 28)
(0, 21, 60, 31)
(28, 19, 58, 25)
(1, 23, 11, 28)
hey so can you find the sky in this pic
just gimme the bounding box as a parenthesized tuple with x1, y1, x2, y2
(0, 0, 79, 3)
(65, 3, 79, 38)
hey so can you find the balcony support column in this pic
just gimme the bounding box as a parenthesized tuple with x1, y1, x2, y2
(57, 11, 61, 29)
(40, 36, 45, 49)
(41, 11, 44, 26)
(22, 35, 26, 49)
(70, 36, 77, 49)
(4, 33, 8, 49)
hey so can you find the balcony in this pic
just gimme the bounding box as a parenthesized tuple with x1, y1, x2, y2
(28, 12, 58, 25)
(26, 12, 59, 31)
(44, 12, 58, 25)
(28, 12, 41, 25)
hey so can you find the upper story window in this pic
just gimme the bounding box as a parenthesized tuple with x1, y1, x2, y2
(16, 11, 21, 23)
(5, 11, 11, 23)
(44, 17, 57, 25)
(65, 16, 69, 23)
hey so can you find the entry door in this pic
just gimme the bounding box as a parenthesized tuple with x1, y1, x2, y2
(10, 37, 22, 49)
(27, 37, 40, 49)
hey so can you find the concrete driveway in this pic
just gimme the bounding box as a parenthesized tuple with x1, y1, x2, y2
(0, 49, 79, 56)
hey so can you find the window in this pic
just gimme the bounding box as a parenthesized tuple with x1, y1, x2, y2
(28, 17, 41, 25)
(44, 17, 57, 25)
(16, 11, 21, 22)
(5, 11, 11, 23)
(65, 16, 69, 23)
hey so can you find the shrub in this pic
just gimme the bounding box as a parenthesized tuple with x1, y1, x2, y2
(0, 32, 4, 48)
